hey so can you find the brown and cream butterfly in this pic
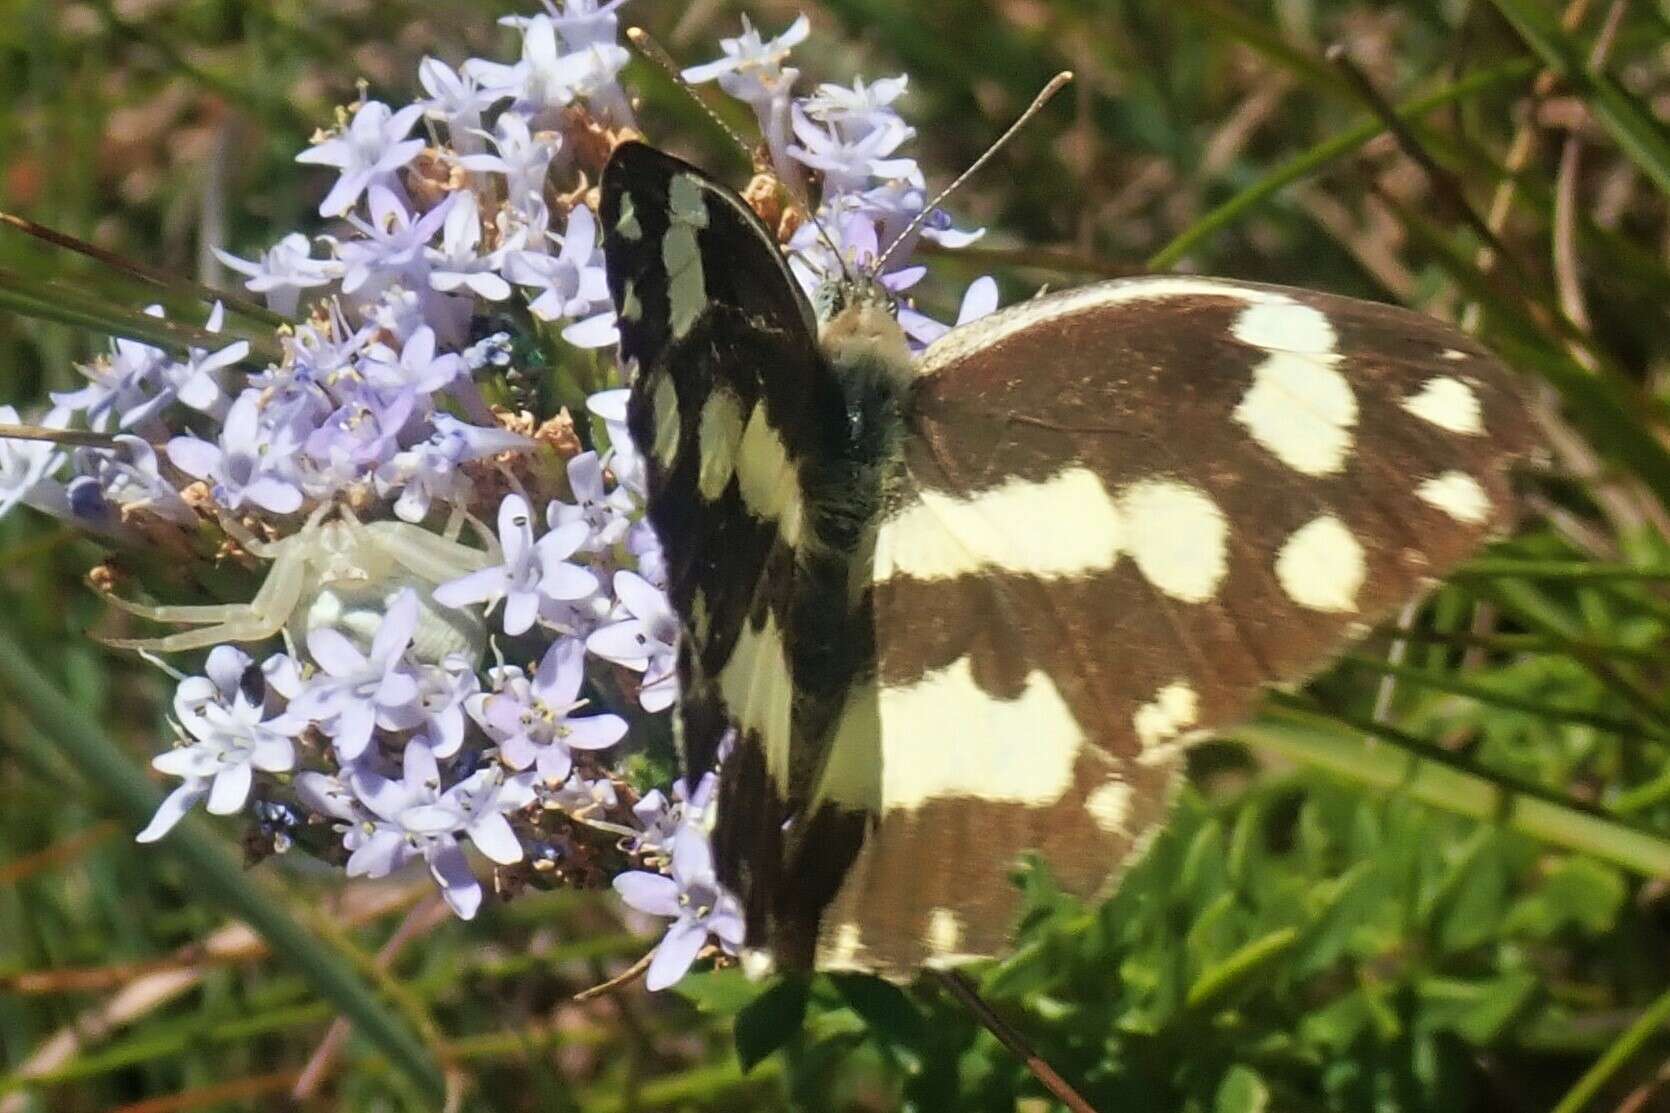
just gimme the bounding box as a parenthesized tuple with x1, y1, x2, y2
(598, 138, 1537, 977)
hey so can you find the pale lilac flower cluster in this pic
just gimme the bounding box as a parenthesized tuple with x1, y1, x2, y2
(682, 18, 995, 346)
(0, 7, 995, 991)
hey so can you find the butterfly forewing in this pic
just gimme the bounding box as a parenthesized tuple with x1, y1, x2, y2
(599, 142, 858, 942)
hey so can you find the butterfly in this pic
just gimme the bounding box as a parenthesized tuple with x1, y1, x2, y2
(597, 138, 1538, 976)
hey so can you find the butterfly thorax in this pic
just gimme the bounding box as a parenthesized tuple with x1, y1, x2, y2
(803, 277, 917, 562)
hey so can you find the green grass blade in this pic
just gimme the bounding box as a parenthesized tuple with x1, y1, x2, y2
(1339, 654, 1667, 740)
(1489, 0, 1670, 197)
(0, 625, 445, 1102)
(1228, 707, 1670, 878)
(1148, 57, 1539, 271)
(1551, 982, 1670, 1113)
(1170, 0, 1353, 99)
(0, 268, 282, 366)
(1457, 560, 1670, 581)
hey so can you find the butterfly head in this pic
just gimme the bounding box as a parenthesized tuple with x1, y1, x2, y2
(814, 273, 915, 389)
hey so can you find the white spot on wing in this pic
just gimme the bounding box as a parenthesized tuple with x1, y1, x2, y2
(718, 612, 795, 787)
(650, 372, 679, 467)
(1276, 514, 1365, 612)
(1233, 350, 1358, 476)
(926, 907, 962, 954)
(1085, 780, 1134, 834)
(1417, 471, 1491, 523)
(1402, 376, 1483, 435)
(819, 921, 866, 970)
(870, 658, 1083, 811)
(873, 467, 1124, 582)
(1119, 479, 1230, 603)
(874, 471, 1227, 603)
(735, 407, 804, 547)
(1133, 680, 1199, 756)
(697, 390, 746, 500)
(1232, 301, 1337, 353)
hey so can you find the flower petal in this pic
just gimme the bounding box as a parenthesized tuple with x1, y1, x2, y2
(613, 870, 680, 918)
(207, 762, 253, 815)
(646, 919, 708, 991)
(347, 828, 405, 877)
(430, 843, 482, 919)
(135, 780, 209, 843)
(468, 811, 524, 865)
(434, 566, 509, 610)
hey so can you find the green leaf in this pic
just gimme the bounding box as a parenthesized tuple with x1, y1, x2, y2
(1214, 1064, 1271, 1113)
(734, 976, 811, 1071)
(827, 973, 929, 1050)
(1505, 858, 1626, 938)
(1186, 927, 1300, 1012)
(1416, 974, 1539, 1044)
(672, 968, 765, 1016)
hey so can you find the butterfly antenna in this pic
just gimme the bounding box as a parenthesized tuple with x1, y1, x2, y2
(625, 26, 851, 282)
(626, 27, 755, 163)
(875, 71, 1074, 274)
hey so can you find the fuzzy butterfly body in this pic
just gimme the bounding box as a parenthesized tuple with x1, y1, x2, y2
(599, 139, 1537, 976)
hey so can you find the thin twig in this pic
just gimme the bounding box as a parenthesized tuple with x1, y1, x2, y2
(1324, 44, 1534, 291)
(1370, 601, 1423, 731)
(935, 970, 1100, 1113)
(0, 820, 117, 885)
(1552, 0, 1630, 341)
(1464, 0, 1593, 335)
(572, 948, 656, 1002)
(0, 423, 131, 450)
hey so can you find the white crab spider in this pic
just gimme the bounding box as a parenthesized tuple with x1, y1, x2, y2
(102, 504, 499, 664)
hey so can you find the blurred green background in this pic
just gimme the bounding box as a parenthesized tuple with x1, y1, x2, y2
(4, 1, 1670, 1110)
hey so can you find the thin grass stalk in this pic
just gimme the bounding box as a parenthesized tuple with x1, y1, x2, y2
(1488, 0, 1670, 196)
(1147, 57, 1540, 271)
(0, 625, 445, 1102)
(1227, 708, 1670, 878)
(1551, 981, 1670, 1113)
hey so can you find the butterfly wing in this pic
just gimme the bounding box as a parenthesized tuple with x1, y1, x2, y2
(800, 276, 1537, 973)
(599, 143, 854, 941)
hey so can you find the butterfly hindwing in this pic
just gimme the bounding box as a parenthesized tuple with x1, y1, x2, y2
(803, 277, 1536, 972)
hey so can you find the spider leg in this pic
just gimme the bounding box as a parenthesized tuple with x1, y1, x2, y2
(100, 537, 312, 654)
(364, 521, 493, 586)
(100, 619, 288, 654)
(442, 503, 465, 542)
(101, 596, 258, 624)
(218, 501, 330, 559)
(463, 510, 502, 562)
